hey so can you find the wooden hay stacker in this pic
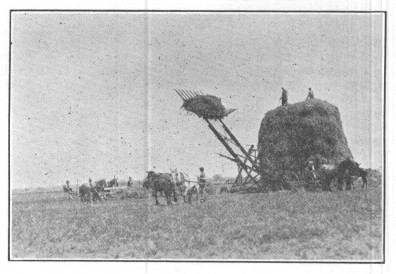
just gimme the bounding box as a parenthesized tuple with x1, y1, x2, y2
(175, 89, 261, 192)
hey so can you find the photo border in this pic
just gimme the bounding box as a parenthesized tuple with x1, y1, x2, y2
(8, 9, 387, 264)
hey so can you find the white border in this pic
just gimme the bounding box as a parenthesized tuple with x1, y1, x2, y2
(1, 1, 394, 274)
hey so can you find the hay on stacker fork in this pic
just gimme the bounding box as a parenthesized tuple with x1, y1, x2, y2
(177, 90, 236, 120)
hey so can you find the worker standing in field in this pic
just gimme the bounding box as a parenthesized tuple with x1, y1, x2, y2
(65, 180, 72, 192)
(198, 167, 207, 202)
(306, 87, 314, 100)
(89, 179, 101, 202)
(127, 176, 132, 187)
(280, 88, 288, 106)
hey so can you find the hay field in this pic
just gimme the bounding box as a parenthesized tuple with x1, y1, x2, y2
(11, 183, 383, 261)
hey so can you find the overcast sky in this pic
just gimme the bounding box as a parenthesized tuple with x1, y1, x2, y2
(10, 12, 384, 188)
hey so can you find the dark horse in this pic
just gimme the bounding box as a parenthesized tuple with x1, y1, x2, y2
(79, 184, 91, 202)
(89, 178, 102, 202)
(107, 176, 119, 187)
(94, 179, 107, 189)
(144, 171, 178, 206)
(350, 167, 368, 190)
(78, 179, 103, 202)
(317, 158, 361, 191)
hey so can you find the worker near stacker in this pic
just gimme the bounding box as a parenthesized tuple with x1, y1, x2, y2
(307, 160, 317, 180)
(198, 167, 207, 202)
(280, 87, 288, 106)
(306, 87, 314, 100)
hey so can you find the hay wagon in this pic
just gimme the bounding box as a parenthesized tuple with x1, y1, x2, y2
(282, 170, 322, 191)
(97, 186, 130, 200)
(280, 170, 301, 191)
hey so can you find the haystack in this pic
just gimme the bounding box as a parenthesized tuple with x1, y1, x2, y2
(182, 95, 227, 120)
(258, 99, 353, 184)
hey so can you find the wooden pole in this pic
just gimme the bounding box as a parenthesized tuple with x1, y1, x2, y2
(206, 119, 257, 184)
(234, 145, 254, 186)
(218, 153, 237, 162)
(219, 119, 259, 170)
(234, 163, 243, 186)
(244, 174, 260, 185)
(217, 154, 255, 172)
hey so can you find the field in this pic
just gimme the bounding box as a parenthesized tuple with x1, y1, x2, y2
(11, 182, 383, 261)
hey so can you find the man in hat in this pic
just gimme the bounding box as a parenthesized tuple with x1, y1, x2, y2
(89, 179, 102, 202)
(306, 88, 314, 100)
(280, 88, 288, 106)
(65, 180, 72, 192)
(198, 167, 207, 201)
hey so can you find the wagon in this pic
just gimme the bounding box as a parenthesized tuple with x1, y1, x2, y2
(99, 186, 130, 200)
(280, 170, 322, 192)
(280, 170, 301, 191)
(300, 169, 323, 191)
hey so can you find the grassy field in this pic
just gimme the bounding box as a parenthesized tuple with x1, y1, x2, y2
(11, 182, 383, 261)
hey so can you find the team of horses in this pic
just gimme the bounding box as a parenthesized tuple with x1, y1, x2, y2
(61, 177, 120, 202)
(143, 169, 202, 206)
(65, 170, 203, 204)
(142, 158, 368, 206)
(63, 158, 369, 205)
(316, 158, 368, 191)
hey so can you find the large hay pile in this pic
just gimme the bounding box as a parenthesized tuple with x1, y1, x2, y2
(258, 99, 353, 185)
(182, 95, 227, 120)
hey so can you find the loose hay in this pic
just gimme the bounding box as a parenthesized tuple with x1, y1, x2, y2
(258, 99, 353, 187)
(182, 95, 227, 120)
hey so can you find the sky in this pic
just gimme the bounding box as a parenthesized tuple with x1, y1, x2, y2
(10, 12, 385, 188)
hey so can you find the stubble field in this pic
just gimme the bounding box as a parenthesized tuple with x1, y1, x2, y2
(11, 183, 383, 261)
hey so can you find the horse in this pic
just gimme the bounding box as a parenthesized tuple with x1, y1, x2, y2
(62, 183, 76, 200)
(62, 185, 71, 193)
(93, 178, 106, 190)
(88, 178, 102, 202)
(316, 158, 360, 191)
(350, 167, 368, 190)
(144, 171, 178, 206)
(62, 181, 73, 194)
(170, 168, 200, 204)
(142, 177, 164, 196)
(79, 184, 91, 202)
(107, 176, 119, 187)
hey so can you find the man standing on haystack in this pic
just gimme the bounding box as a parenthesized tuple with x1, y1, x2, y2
(306, 88, 314, 100)
(198, 167, 207, 202)
(280, 87, 288, 106)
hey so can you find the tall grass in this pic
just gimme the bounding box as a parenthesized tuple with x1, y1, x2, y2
(11, 185, 382, 260)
